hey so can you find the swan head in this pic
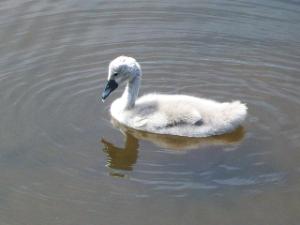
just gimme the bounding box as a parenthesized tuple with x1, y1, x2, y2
(102, 56, 142, 101)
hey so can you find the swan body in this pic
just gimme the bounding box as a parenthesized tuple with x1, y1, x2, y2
(102, 56, 247, 137)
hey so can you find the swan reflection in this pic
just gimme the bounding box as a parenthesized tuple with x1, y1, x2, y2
(101, 119, 245, 173)
(102, 133, 138, 171)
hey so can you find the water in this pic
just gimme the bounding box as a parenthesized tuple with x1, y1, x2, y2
(0, 0, 300, 224)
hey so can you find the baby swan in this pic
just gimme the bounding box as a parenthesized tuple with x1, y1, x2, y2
(102, 56, 247, 137)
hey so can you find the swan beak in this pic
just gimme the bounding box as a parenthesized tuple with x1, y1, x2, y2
(102, 79, 118, 101)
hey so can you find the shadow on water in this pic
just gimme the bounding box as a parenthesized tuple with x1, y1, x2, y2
(101, 118, 245, 174)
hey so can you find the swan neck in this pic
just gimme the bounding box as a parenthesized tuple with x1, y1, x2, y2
(122, 76, 140, 109)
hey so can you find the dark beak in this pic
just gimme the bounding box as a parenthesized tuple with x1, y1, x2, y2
(102, 79, 118, 101)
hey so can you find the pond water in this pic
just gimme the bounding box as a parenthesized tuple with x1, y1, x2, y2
(0, 0, 300, 224)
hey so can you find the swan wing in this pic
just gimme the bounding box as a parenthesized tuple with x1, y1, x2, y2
(132, 116, 149, 127)
(134, 94, 204, 129)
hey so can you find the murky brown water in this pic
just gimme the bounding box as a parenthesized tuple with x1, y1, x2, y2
(1, 0, 300, 224)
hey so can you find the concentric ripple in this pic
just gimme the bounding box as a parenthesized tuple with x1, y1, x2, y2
(0, 0, 300, 224)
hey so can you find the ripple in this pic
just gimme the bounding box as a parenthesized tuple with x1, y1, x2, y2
(0, 0, 300, 199)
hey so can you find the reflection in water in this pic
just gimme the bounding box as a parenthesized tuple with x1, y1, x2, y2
(1, 0, 300, 223)
(102, 133, 139, 171)
(102, 118, 245, 172)
(111, 118, 245, 150)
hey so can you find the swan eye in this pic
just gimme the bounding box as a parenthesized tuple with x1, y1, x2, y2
(113, 72, 118, 77)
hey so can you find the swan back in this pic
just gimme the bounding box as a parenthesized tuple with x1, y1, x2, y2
(111, 93, 247, 137)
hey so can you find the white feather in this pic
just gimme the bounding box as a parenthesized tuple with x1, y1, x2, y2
(104, 56, 247, 137)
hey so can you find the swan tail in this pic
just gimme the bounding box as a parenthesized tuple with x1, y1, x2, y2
(222, 101, 248, 129)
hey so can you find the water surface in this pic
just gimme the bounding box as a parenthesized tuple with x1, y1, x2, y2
(0, 0, 300, 224)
